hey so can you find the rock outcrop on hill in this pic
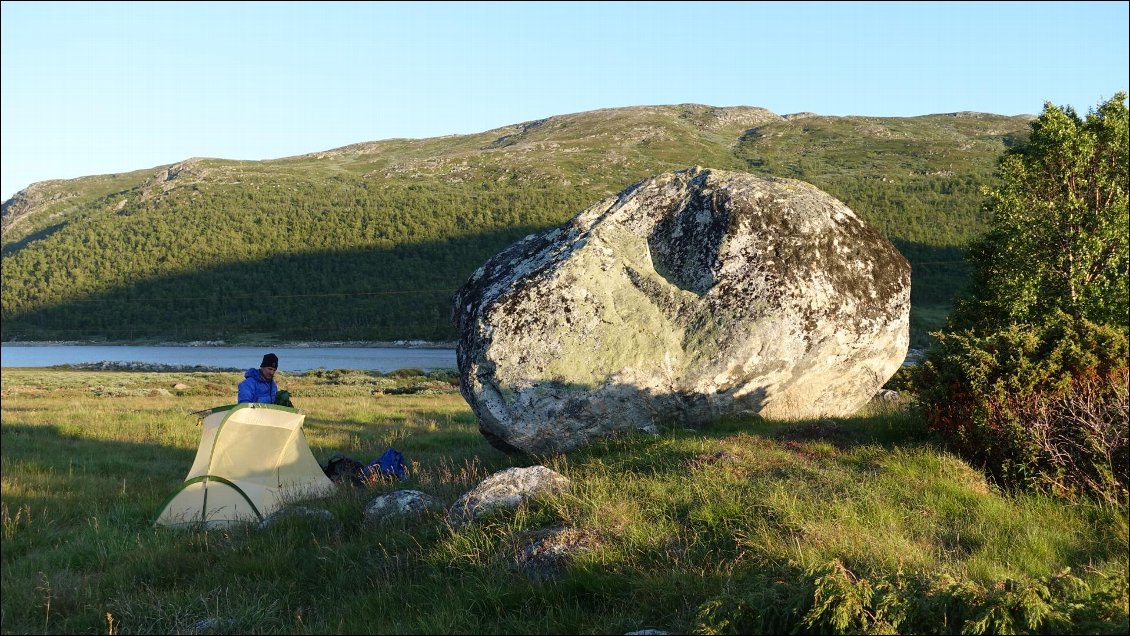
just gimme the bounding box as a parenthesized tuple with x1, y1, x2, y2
(453, 168, 910, 454)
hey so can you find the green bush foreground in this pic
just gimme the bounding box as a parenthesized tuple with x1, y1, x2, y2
(2, 368, 1126, 634)
(915, 314, 1128, 503)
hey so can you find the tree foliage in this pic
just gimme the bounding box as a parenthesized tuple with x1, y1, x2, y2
(918, 93, 1130, 502)
(951, 93, 1129, 333)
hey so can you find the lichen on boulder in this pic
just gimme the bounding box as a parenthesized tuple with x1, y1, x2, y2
(453, 168, 910, 454)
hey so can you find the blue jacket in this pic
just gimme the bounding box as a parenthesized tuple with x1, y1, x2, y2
(237, 368, 277, 404)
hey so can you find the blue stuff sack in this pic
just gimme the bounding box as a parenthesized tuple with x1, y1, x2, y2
(364, 447, 407, 481)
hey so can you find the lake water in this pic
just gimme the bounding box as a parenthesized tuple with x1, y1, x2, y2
(0, 345, 458, 372)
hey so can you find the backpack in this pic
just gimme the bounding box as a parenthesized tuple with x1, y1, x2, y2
(323, 452, 366, 486)
(363, 447, 407, 481)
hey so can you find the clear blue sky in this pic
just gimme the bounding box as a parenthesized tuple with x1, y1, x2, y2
(2, 1, 1127, 201)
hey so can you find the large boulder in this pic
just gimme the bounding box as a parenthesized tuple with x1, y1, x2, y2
(453, 168, 910, 454)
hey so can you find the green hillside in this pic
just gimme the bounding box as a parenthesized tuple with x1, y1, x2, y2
(0, 105, 1032, 345)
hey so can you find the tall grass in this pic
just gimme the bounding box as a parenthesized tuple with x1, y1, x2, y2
(2, 368, 1126, 634)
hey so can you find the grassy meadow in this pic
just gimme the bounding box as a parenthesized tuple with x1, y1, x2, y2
(1, 367, 1127, 634)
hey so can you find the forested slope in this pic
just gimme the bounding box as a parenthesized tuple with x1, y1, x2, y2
(0, 105, 1031, 345)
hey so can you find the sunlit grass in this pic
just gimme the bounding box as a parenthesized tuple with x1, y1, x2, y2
(2, 368, 1126, 634)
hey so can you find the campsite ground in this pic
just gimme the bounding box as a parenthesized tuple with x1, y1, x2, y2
(1, 367, 1127, 634)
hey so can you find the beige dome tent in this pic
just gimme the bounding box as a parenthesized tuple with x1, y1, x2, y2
(155, 403, 335, 528)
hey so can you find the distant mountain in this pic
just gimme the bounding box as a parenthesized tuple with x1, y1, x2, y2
(0, 104, 1032, 345)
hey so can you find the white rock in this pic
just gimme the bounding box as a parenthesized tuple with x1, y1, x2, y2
(363, 489, 444, 524)
(449, 466, 570, 525)
(257, 506, 334, 530)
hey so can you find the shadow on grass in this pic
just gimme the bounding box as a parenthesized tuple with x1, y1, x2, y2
(564, 402, 932, 475)
(1, 422, 197, 534)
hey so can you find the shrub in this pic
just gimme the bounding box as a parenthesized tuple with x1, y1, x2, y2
(913, 313, 1128, 502)
(692, 560, 1129, 635)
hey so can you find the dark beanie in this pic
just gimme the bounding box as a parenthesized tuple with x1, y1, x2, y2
(261, 353, 279, 369)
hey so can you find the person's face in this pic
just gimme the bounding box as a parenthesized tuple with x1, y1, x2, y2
(261, 366, 276, 381)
